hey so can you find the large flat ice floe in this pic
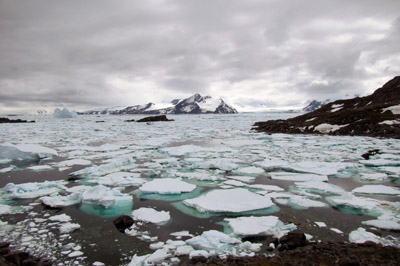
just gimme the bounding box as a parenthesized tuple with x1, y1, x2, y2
(139, 178, 196, 194)
(131, 207, 171, 224)
(224, 216, 296, 238)
(183, 188, 275, 213)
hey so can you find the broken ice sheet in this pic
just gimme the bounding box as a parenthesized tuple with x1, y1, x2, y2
(170, 169, 225, 181)
(93, 172, 147, 187)
(293, 180, 346, 195)
(222, 216, 297, 238)
(81, 185, 132, 208)
(1, 181, 67, 199)
(268, 192, 327, 209)
(40, 192, 82, 208)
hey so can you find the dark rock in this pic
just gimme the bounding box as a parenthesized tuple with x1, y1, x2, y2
(278, 231, 308, 250)
(190, 255, 208, 264)
(95, 120, 105, 123)
(0, 247, 10, 255)
(0, 243, 10, 249)
(22, 257, 41, 266)
(0, 117, 35, 124)
(361, 149, 381, 160)
(124, 119, 135, 122)
(137, 115, 174, 123)
(113, 215, 134, 233)
(253, 76, 400, 139)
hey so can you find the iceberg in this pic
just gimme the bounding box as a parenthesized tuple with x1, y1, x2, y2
(132, 207, 171, 224)
(139, 178, 196, 194)
(183, 188, 275, 213)
(53, 108, 78, 119)
(224, 216, 297, 238)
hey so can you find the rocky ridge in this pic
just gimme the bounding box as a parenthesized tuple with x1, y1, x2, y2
(253, 76, 400, 139)
(80, 94, 237, 115)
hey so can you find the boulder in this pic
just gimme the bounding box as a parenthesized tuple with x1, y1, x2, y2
(278, 231, 308, 251)
(113, 215, 134, 233)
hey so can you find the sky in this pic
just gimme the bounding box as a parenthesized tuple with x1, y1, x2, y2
(0, 0, 399, 114)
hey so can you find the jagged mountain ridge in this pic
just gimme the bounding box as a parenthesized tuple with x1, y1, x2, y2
(79, 94, 237, 115)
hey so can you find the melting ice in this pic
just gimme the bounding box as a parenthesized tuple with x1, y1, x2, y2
(0, 113, 399, 265)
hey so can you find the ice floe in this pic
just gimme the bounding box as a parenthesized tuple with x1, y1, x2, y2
(132, 207, 171, 224)
(349, 227, 399, 247)
(81, 185, 132, 208)
(352, 185, 400, 195)
(183, 188, 275, 213)
(294, 180, 346, 195)
(269, 172, 328, 182)
(326, 193, 384, 216)
(94, 172, 146, 187)
(40, 193, 82, 208)
(57, 159, 92, 167)
(223, 216, 296, 238)
(1, 181, 66, 199)
(139, 178, 196, 194)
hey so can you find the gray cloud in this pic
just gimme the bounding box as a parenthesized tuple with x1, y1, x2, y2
(0, 0, 399, 113)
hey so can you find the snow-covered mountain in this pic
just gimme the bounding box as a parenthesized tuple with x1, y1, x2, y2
(80, 94, 238, 115)
(303, 99, 330, 113)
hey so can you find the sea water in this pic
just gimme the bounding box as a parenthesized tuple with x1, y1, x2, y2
(0, 113, 399, 265)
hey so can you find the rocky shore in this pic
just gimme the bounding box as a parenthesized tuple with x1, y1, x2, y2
(253, 76, 400, 139)
(0, 117, 35, 124)
(201, 241, 400, 266)
(0, 242, 51, 266)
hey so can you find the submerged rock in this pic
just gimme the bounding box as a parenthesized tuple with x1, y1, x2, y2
(253, 76, 400, 139)
(136, 115, 174, 123)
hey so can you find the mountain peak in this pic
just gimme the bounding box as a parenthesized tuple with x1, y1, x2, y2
(79, 94, 237, 115)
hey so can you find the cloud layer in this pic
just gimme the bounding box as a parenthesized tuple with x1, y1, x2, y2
(1, 0, 399, 113)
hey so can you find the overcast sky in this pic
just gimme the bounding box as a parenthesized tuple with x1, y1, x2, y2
(0, 0, 399, 114)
